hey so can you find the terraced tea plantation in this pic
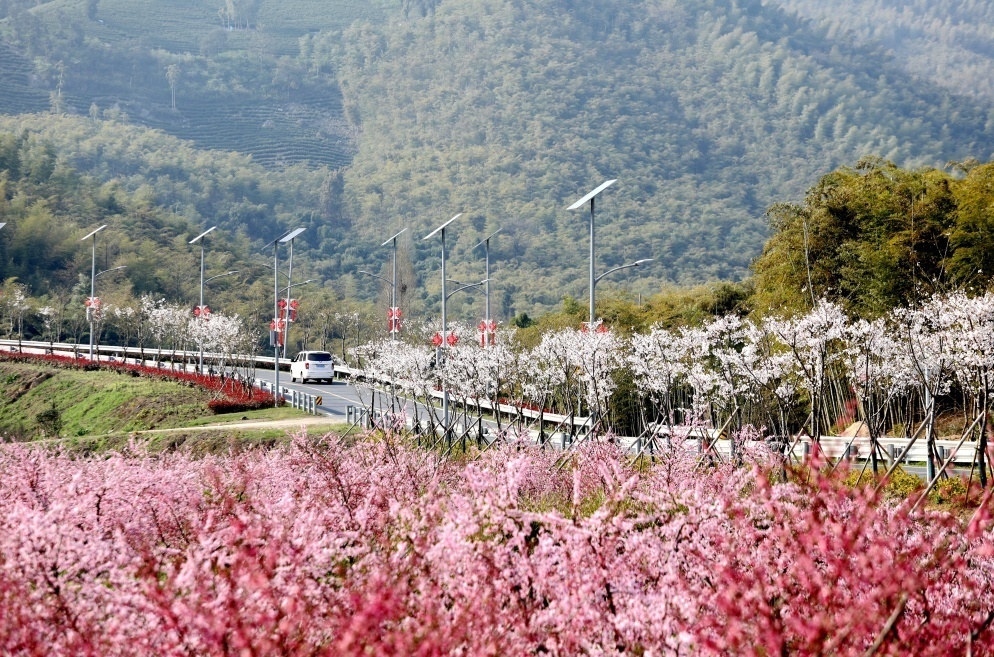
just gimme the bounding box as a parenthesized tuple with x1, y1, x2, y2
(0, 40, 48, 115)
(0, 0, 380, 169)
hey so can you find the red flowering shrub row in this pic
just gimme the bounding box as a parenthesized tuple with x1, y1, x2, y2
(0, 351, 276, 413)
(0, 434, 993, 655)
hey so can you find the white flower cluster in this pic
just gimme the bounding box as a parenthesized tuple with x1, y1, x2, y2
(356, 293, 994, 433)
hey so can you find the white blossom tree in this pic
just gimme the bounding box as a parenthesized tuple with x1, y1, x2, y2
(769, 300, 848, 441)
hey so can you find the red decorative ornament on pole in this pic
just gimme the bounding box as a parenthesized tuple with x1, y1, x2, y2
(581, 320, 609, 334)
(446, 332, 459, 347)
(271, 318, 286, 345)
(84, 297, 102, 321)
(477, 320, 498, 347)
(388, 307, 402, 334)
(431, 332, 444, 347)
(288, 299, 299, 322)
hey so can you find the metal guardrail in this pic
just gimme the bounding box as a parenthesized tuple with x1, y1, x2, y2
(256, 379, 320, 415)
(0, 338, 286, 367)
(0, 339, 327, 416)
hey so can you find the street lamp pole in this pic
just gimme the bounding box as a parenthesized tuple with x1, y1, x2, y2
(357, 269, 397, 335)
(280, 228, 306, 359)
(473, 228, 501, 343)
(81, 225, 108, 361)
(446, 279, 488, 301)
(267, 229, 293, 407)
(423, 213, 462, 440)
(568, 180, 617, 325)
(205, 270, 239, 285)
(278, 279, 317, 296)
(381, 228, 407, 342)
(594, 258, 655, 301)
(190, 226, 217, 374)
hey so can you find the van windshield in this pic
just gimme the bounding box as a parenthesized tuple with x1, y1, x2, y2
(307, 352, 333, 362)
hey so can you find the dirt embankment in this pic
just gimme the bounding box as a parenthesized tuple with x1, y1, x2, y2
(5, 370, 53, 402)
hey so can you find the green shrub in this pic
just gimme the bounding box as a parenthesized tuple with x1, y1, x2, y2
(35, 402, 63, 436)
(928, 476, 968, 505)
(882, 469, 924, 499)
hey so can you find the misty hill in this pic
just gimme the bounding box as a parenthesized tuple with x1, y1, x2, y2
(773, 0, 994, 102)
(1, 0, 994, 318)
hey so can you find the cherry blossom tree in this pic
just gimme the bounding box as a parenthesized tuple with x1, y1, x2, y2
(936, 291, 994, 486)
(768, 299, 848, 442)
(0, 437, 992, 654)
(893, 297, 954, 480)
(844, 316, 914, 473)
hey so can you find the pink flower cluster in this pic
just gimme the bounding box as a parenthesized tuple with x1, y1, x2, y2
(0, 351, 274, 412)
(0, 437, 992, 655)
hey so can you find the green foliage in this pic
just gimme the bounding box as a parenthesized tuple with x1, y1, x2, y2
(841, 466, 923, 499)
(513, 296, 586, 347)
(751, 158, 994, 317)
(929, 476, 969, 505)
(2, 0, 994, 323)
(883, 469, 925, 499)
(34, 400, 61, 436)
(510, 312, 533, 329)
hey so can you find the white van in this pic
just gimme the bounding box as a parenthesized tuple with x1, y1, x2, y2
(290, 350, 335, 383)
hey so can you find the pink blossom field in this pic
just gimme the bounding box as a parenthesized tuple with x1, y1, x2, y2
(1, 434, 992, 656)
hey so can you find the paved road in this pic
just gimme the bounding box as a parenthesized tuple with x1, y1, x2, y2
(252, 370, 368, 418)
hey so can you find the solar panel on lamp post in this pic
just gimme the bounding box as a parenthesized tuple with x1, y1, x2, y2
(80, 225, 108, 361)
(423, 213, 462, 443)
(190, 226, 217, 374)
(568, 180, 617, 326)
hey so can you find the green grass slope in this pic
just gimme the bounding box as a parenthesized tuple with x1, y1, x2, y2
(0, 361, 310, 442)
(0, 361, 211, 438)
